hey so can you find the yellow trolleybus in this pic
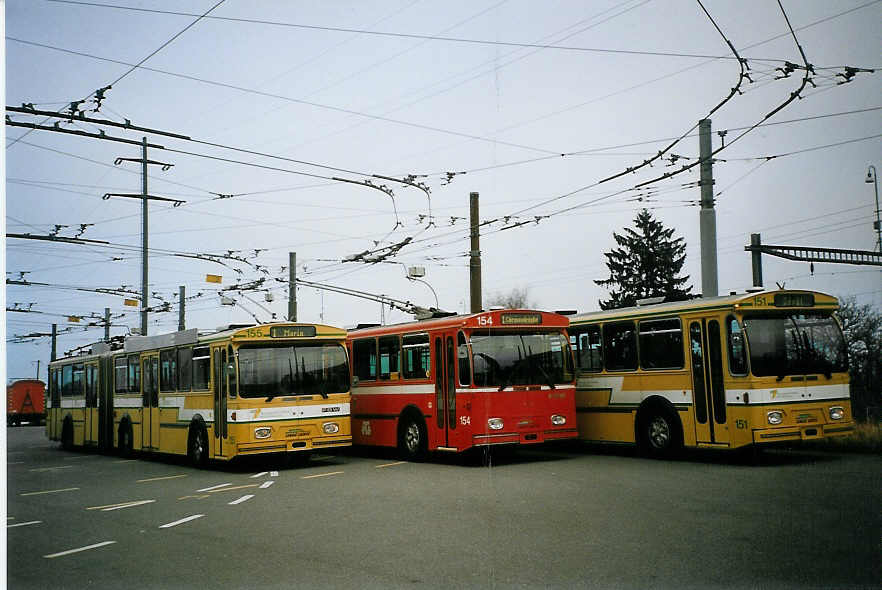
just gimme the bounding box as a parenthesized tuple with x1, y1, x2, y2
(46, 323, 351, 466)
(568, 290, 854, 455)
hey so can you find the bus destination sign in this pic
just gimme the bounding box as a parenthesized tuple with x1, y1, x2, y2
(500, 313, 542, 326)
(773, 293, 814, 308)
(270, 326, 317, 338)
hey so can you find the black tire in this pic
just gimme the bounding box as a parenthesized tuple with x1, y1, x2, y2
(61, 419, 74, 451)
(639, 409, 682, 458)
(118, 422, 133, 457)
(398, 414, 427, 462)
(187, 424, 209, 468)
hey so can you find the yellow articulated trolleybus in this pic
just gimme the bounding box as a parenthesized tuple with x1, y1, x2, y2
(46, 323, 352, 466)
(568, 290, 854, 456)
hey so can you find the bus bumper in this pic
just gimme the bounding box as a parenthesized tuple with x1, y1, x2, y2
(752, 421, 856, 444)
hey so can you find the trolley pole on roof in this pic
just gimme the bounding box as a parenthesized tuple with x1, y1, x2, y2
(469, 192, 482, 313)
(699, 119, 719, 297)
(288, 252, 297, 322)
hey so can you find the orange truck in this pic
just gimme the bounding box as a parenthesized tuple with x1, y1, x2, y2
(7, 379, 46, 426)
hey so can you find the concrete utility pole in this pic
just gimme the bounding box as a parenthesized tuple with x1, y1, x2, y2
(288, 252, 297, 322)
(698, 119, 719, 297)
(750, 234, 763, 287)
(867, 165, 881, 252)
(141, 137, 148, 335)
(50, 324, 57, 362)
(178, 286, 186, 331)
(469, 192, 482, 313)
(104, 307, 111, 342)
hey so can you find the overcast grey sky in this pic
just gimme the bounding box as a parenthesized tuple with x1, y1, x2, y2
(4, 0, 881, 380)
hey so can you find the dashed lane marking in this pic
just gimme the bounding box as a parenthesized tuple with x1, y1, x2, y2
(44, 541, 116, 559)
(87, 500, 156, 512)
(137, 474, 188, 483)
(29, 466, 73, 472)
(196, 483, 232, 492)
(8, 521, 42, 529)
(8, 461, 24, 465)
(114, 460, 137, 463)
(20, 487, 80, 496)
(159, 514, 204, 529)
(228, 495, 254, 505)
(259, 481, 274, 489)
(64, 456, 96, 461)
(178, 494, 210, 500)
(250, 472, 268, 479)
(206, 484, 258, 493)
(376, 461, 406, 469)
(270, 471, 279, 477)
(301, 471, 344, 480)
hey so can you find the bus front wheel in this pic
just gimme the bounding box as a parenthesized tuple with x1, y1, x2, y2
(187, 424, 209, 468)
(639, 410, 682, 458)
(398, 414, 427, 462)
(118, 422, 133, 457)
(61, 418, 74, 451)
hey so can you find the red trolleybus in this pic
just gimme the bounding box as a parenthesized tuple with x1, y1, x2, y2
(347, 310, 577, 460)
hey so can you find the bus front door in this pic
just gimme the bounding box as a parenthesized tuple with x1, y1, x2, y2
(212, 348, 228, 458)
(689, 319, 729, 446)
(84, 362, 98, 446)
(141, 354, 160, 451)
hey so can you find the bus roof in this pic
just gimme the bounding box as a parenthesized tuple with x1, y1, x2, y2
(569, 289, 838, 325)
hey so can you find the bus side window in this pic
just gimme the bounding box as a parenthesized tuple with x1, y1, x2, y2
(638, 318, 684, 370)
(192, 346, 210, 390)
(72, 363, 84, 397)
(160, 349, 177, 392)
(378, 336, 400, 380)
(177, 348, 193, 391)
(127, 355, 140, 394)
(61, 365, 73, 397)
(726, 316, 748, 376)
(603, 321, 637, 371)
(353, 338, 378, 382)
(457, 331, 471, 386)
(571, 325, 603, 372)
(401, 333, 430, 380)
(114, 356, 127, 394)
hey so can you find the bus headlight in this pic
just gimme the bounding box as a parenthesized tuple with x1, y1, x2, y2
(322, 422, 340, 434)
(254, 426, 272, 439)
(550, 414, 566, 426)
(829, 406, 844, 421)
(488, 418, 504, 431)
(767, 411, 783, 425)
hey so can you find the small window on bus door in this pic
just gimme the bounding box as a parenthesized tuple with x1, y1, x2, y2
(726, 315, 748, 376)
(160, 349, 177, 392)
(457, 331, 471, 386)
(603, 321, 637, 371)
(638, 318, 684, 370)
(192, 346, 211, 390)
(177, 347, 193, 391)
(378, 336, 400, 380)
(353, 338, 377, 382)
(401, 333, 430, 380)
(570, 325, 602, 372)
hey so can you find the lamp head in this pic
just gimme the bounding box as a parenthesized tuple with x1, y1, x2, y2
(868, 167, 877, 183)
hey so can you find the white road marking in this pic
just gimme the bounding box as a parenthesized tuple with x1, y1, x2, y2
(87, 500, 156, 512)
(64, 455, 95, 461)
(228, 495, 254, 505)
(196, 483, 232, 492)
(20, 487, 80, 496)
(137, 474, 187, 483)
(8, 461, 24, 465)
(29, 465, 73, 472)
(44, 541, 116, 559)
(8, 521, 42, 529)
(114, 460, 137, 463)
(250, 471, 268, 479)
(206, 484, 258, 493)
(301, 471, 343, 480)
(376, 461, 406, 469)
(159, 514, 204, 529)
(259, 481, 274, 489)
(270, 471, 279, 477)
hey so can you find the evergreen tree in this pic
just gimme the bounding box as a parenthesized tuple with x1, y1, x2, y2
(595, 209, 693, 310)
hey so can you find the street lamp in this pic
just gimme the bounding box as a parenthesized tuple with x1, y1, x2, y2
(867, 165, 881, 252)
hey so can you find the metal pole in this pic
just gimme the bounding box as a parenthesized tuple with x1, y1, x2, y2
(104, 307, 111, 342)
(51, 324, 57, 361)
(469, 192, 482, 313)
(178, 286, 186, 331)
(288, 252, 297, 322)
(750, 234, 763, 288)
(699, 119, 718, 297)
(141, 137, 149, 336)
(868, 165, 881, 252)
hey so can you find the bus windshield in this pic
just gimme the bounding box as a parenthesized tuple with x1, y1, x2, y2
(470, 331, 573, 389)
(237, 344, 350, 398)
(742, 312, 847, 378)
